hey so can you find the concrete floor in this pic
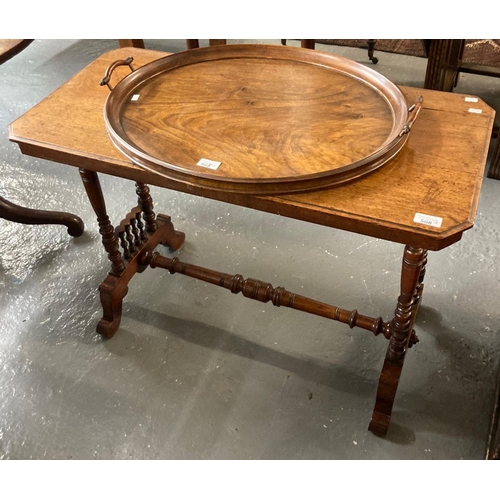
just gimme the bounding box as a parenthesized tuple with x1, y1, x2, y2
(1, 39, 500, 460)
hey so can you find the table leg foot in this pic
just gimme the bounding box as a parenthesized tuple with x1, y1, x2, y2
(0, 195, 84, 237)
(97, 273, 128, 338)
(157, 214, 185, 250)
(369, 246, 427, 436)
(369, 358, 404, 436)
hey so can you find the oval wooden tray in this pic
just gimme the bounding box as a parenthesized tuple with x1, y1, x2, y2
(103, 44, 422, 194)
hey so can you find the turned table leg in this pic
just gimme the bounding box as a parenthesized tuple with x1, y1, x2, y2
(369, 246, 427, 436)
(135, 182, 158, 234)
(0, 195, 84, 236)
(79, 169, 125, 275)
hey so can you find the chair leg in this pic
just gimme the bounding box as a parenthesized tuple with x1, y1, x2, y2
(118, 40, 145, 49)
(367, 39, 378, 64)
(187, 40, 226, 50)
(0, 195, 84, 237)
(301, 39, 315, 50)
(487, 136, 500, 180)
(209, 40, 227, 46)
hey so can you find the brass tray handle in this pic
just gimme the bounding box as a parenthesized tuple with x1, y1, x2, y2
(399, 96, 424, 137)
(99, 56, 135, 91)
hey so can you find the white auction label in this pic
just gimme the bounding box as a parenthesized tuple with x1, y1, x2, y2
(468, 108, 482, 114)
(414, 213, 443, 228)
(465, 97, 478, 103)
(197, 158, 221, 170)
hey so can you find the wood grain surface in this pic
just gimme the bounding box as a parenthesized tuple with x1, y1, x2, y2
(104, 45, 412, 193)
(8, 47, 495, 251)
(119, 57, 393, 180)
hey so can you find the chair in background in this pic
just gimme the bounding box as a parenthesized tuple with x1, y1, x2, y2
(119, 40, 227, 50)
(186, 40, 226, 49)
(424, 39, 500, 179)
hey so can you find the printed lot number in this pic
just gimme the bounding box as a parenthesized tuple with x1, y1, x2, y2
(414, 213, 443, 228)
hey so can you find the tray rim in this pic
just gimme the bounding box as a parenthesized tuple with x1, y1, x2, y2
(103, 44, 413, 194)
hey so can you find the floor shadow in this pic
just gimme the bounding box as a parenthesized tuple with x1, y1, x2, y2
(381, 420, 417, 445)
(117, 302, 379, 398)
(391, 304, 500, 442)
(111, 300, 495, 441)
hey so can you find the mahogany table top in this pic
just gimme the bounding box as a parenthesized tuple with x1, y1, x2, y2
(8, 47, 496, 251)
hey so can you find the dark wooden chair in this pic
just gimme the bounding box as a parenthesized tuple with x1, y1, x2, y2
(0, 39, 84, 236)
(423, 39, 500, 179)
(0, 196, 84, 236)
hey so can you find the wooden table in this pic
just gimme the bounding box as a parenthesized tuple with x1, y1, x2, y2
(8, 47, 495, 436)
